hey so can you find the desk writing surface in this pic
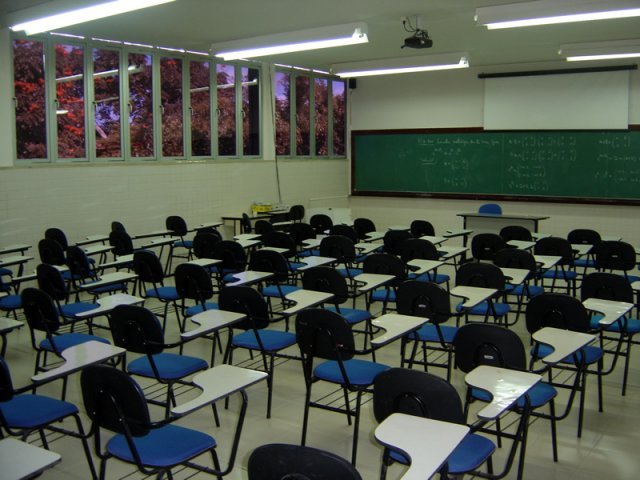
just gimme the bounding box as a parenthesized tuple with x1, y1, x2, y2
(583, 298, 633, 326)
(182, 310, 246, 340)
(352, 129, 640, 202)
(0, 437, 61, 480)
(451, 286, 496, 308)
(371, 314, 428, 347)
(532, 327, 595, 365)
(0, 244, 31, 255)
(75, 293, 144, 318)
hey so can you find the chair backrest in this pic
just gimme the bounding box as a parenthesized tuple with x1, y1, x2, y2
(319, 235, 356, 263)
(453, 323, 526, 374)
(132, 250, 165, 283)
(108, 304, 164, 355)
(499, 225, 532, 242)
(362, 253, 406, 285)
(66, 245, 94, 279)
(21, 287, 62, 333)
(212, 240, 247, 271)
(455, 262, 506, 289)
(262, 231, 297, 257)
(493, 248, 537, 277)
(247, 443, 362, 480)
(410, 219, 435, 238)
(166, 215, 188, 237)
(383, 230, 412, 256)
(249, 249, 290, 282)
(301, 266, 349, 306)
(471, 233, 508, 261)
(288, 204, 305, 222)
(38, 238, 66, 266)
(36, 263, 68, 300)
(0, 356, 15, 402)
(353, 218, 376, 240)
(241, 213, 253, 233)
(309, 214, 333, 234)
(479, 203, 502, 214)
(174, 263, 214, 302)
(533, 237, 573, 264)
(81, 364, 151, 436)
(567, 228, 601, 246)
(329, 224, 358, 243)
(398, 238, 439, 263)
(296, 308, 354, 361)
(193, 231, 222, 259)
(373, 368, 464, 425)
(218, 286, 270, 330)
(396, 280, 451, 325)
(580, 272, 634, 303)
(109, 230, 134, 256)
(45, 227, 68, 250)
(525, 293, 591, 334)
(255, 220, 275, 235)
(288, 223, 316, 246)
(111, 221, 127, 233)
(594, 240, 636, 272)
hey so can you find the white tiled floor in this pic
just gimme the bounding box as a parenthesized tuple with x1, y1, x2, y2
(3, 262, 640, 480)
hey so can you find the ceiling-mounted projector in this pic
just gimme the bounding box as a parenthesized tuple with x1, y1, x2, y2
(402, 30, 433, 49)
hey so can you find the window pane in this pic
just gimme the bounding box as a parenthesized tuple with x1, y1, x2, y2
(128, 53, 154, 157)
(315, 78, 328, 156)
(295, 75, 310, 156)
(55, 44, 85, 158)
(161, 57, 183, 157)
(13, 39, 47, 159)
(93, 48, 121, 158)
(242, 66, 260, 156)
(332, 80, 346, 156)
(190, 60, 211, 156)
(217, 63, 236, 156)
(275, 71, 290, 156)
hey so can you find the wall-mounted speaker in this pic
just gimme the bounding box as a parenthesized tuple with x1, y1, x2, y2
(348, 78, 357, 89)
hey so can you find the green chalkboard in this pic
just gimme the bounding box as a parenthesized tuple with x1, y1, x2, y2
(351, 128, 640, 204)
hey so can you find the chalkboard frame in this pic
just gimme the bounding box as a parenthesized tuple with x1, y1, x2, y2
(351, 126, 640, 206)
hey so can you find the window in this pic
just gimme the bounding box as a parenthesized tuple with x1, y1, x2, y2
(128, 52, 154, 158)
(314, 78, 328, 156)
(55, 43, 86, 159)
(295, 75, 310, 156)
(274, 71, 290, 156)
(190, 60, 211, 156)
(13, 39, 47, 160)
(242, 66, 260, 156)
(217, 63, 236, 156)
(160, 56, 184, 157)
(332, 79, 346, 156)
(93, 48, 122, 158)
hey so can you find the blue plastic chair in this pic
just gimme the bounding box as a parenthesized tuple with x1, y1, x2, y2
(479, 203, 502, 214)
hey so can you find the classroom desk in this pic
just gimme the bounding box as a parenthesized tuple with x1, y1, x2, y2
(451, 286, 497, 309)
(419, 235, 448, 245)
(583, 298, 634, 327)
(78, 272, 137, 292)
(186, 258, 222, 269)
(532, 327, 595, 365)
(355, 242, 384, 255)
(531, 232, 551, 241)
(32, 340, 125, 383)
(235, 238, 262, 249)
(261, 246, 290, 255)
(131, 229, 173, 240)
(234, 233, 262, 241)
(364, 231, 386, 242)
(465, 365, 541, 420)
(407, 258, 445, 275)
(0, 255, 33, 276)
(0, 437, 62, 480)
(194, 221, 224, 231)
(297, 256, 336, 271)
(370, 313, 428, 347)
(0, 244, 31, 256)
(282, 289, 332, 315)
(221, 213, 272, 236)
(444, 228, 473, 240)
(388, 225, 410, 231)
(457, 212, 549, 233)
(75, 234, 109, 246)
(82, 244, 113, 257)
(438, 246, 469, 268)
(353, 273, 395, 293)
(226, 270, 274, 287)
(181, 309, 246, 340)
(534, 255, 561, 270)
(0, 316, 23, 356)
(507, 240, 536, 250)
(571, 244, 592, 257)
(500, 267, 529, 286)
(98, 254, 133, 270)
(171, 364, 268, 416)
(74, 293, 144, 319)
(301, 238, 322, 250)
(374, 413, 469, 480)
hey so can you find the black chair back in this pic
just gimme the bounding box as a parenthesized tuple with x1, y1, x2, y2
(133, 250, 165, 283)
(399, 238, 439, 263)
(212, 240, 247, 272)
(174, 263, 214, 303)
(296, 308, 354, 361)
(581, 272, 634, 303)
(21, 287, 62, 333)
(262, 231, 297, 257)
(471, 233, 508, 261)
(319, 235, 356, 263)
(247, 443, 362, 480)
(241, 213, 253, 233)
(525, 293, 591, 334)
(255, 220, 275, 235)
(383, 230, 412, 256)
(249, 249, 290, 283)
(493, 248, 538, 278)
(301, 266, 348, 305)
(288, 222, 316, 246)
(534, 237, 574, 265)
(111, 221, 127, 233)
(218, 286, 270, 330)
(45, 227, 68, 250)
(289, 204, 305, 222)
(453, 323, 526, 373)
(166, 215, 188, 237)
(499, 225, 532, 242)
(410, 219, 435, 238)
(594, 240, 636, 272)
(456, 262, 506, 289)
(38, 238, 66, 266)
(309, 214, 332, 234)
(396, 281, 450, 325)
(109, 304, 165, 355)
(109, 230, 134, 256)
(329, 225, 358, 243)
(567, 228, 601, 246)
(363, 253, 406, 286)
(193, 231, 221, 259)
(0, 356, 15, 402)
(353, 218, 376, 240)
(66, 245, 94, 279)
(36, 263, 68, 301)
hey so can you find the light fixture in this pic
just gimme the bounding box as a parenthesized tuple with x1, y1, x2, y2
(560, 39, 640, 61)
(212, 22, 368, 61)
(331, 53, 469, 78)
(476, 0, 640, 29)
(10, 0, 176, 35)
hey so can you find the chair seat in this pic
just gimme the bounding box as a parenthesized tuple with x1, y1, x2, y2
(40, 333, 110, 352)
(414, 272, 450, 285)
(88, 283, 127, 294)
(590, 314, 640, 334)
(371, 289, 396, 303)
(389, 432, 495, 474)
(128, 352, 207, 380)
(572, 259, 595, 268)
(0, 294, 21, 310)
(533, 343, 604, 365)
(456, 301, 510, 317)
(0, 394, 78, 429)
(337, 267, 363, 279)
(411, 324, 457, 344)
(541, 269, 577, 281)
(107, 423, 216, 468)
(325, 306, 371, 326)
(185, 302, 218, 316)
(145, 286, 180, 301)
(59, 301, 99, 318)
(508, 283, 544, 297)
(261, 284, 301, 298)
(174, 240, 193, 249)
(471, 381, 557, 408)
(288, 262, 306, 271)
(232, 329, 297, 351)
(314, 359, 390, 386)
(297, 249, 319, 257)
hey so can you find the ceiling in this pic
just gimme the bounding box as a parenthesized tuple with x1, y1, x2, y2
(2, 0, 640, 72)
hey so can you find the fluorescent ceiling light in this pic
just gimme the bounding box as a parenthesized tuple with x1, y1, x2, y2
(331, 53, 469, 78)
(10, 0, 176, 35)
(212, 22, 367, 61)
(476, 0, 640, 29)
(560, 39, 640, 61)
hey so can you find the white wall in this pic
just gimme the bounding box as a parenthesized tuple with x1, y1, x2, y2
(347, 65, 640, 245)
